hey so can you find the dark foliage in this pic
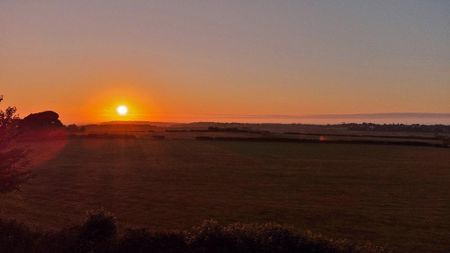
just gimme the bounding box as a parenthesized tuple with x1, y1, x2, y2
(0, 95, 30, 193)
(0, 211, 389, 253)
(0, 148, 30, 193)
(67, 124, 85, 133)
(342, 123, 450, 134)
(195, 136, 446, 148)
(75, 210, 117, 253)
(72, 134, 136, 139)
(0, 219, 40, 253)
(152, 135, 166, 140)
(20, 111, 63, 129)
(116, 229, 186, 253)
(186, 220, 388, 253)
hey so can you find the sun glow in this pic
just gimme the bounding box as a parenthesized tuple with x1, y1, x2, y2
(82, 87, 159, 122)
(116, 105, 128, 116)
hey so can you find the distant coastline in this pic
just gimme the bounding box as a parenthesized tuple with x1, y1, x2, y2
(176, 113, 450, 125)
(69, 113, 450, 126)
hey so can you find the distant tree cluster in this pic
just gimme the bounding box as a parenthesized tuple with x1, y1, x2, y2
(21, 111, 63, 129)
(342, 123, 450, 134)
(66, 124, 85, 133)
(0, 95, 30, 193)
(207, 126, 248, 132)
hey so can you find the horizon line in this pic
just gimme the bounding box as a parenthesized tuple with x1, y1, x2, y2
(58, 112, 450, 125)
(204, 112, 450, 120)
(70, 112, 450, 126)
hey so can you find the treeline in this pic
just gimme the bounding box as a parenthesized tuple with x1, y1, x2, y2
(206, 126, 271, 134)
(196, 136, 447, 148)
(341, 123, 450, 134)
(166, 126, 270, 135)
(0, 211, 388, 253)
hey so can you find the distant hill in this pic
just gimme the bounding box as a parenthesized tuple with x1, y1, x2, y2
(100, 121, 177, 127)
(172, 112, 450, 125)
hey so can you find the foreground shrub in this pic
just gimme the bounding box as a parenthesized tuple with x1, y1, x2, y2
(0, 212, 389, 253)
(71, 210, 117, 253)
(186, 220, 388, 253)
(115, 229, 186, 253)
(0, 219, 40, 253)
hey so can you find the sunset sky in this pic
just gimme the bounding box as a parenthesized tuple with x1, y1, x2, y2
(1, 1, 449, 124)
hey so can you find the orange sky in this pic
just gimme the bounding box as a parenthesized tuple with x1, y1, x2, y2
(1, 1, 449, 124)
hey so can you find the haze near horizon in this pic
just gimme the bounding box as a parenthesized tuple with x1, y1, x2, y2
(1, 1, 449, 124)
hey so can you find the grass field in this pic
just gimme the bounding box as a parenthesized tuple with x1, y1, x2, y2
(1, 138, 450, 252)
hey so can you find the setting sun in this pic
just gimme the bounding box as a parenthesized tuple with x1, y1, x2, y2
(116, 105, 128, 116)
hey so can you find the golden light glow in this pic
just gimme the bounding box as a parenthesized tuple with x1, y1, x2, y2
(116, 105, 128, 116)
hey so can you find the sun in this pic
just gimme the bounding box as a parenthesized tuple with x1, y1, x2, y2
(116, 105, 128, 116)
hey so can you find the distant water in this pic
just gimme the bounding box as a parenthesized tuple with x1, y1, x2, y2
(201, 113, 450, 125)
(87, 113, 450, 125)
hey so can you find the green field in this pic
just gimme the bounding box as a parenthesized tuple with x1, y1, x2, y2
(2, 139, 450, 252)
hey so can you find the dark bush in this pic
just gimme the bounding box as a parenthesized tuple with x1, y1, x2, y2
(0, 95, 30, 193)
(75, 210, 117, 253)
(0, 219, 40, 253)
(152, 135, 166, 140)
(67, 124, 85, 133)
(115, 229, 186, 253)
(0, 213, 389, 253)
(185, 220, 387, 253)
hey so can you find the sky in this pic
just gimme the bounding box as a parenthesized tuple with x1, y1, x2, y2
(1, 0, 449, 124)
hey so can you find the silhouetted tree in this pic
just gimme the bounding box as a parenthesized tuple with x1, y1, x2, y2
(21, 111, 63, 129)
(0, 95, 30, 193)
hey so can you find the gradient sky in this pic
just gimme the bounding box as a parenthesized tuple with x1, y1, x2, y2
(1, 0, 449, 123)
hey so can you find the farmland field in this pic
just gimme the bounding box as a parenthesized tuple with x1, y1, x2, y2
(1, 138, 450, 253)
